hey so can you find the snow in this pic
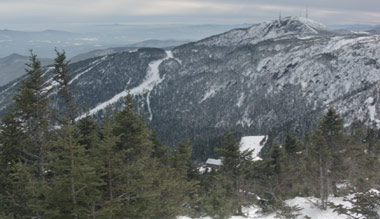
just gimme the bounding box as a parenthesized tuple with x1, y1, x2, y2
(236, 93, 245, 108)
(206, 158, 222, 166)
(297, 17, 326, 31)
(78, 51, 173, 118)
(365, 97, 380, 127)
(200, 84, 226, 103)
(178, 196, 353, 219)
(200, 89, 217, 103)
(298, 36, 316, 40)
(239, 136, 267, 160)
(0, 80, 20, 96)
(198, 166, 212, 174)
(146, 91, 153, 121)
(236, 109, 254, 127)
(323, 36, 372, 53)
(69, 56, 108, 85)
(197, 16, 326, 47)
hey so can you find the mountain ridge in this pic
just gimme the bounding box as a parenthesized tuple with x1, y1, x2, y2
(1, 17, 380, 160)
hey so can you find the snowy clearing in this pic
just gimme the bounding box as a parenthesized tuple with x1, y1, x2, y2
(178, 196, 353, 219)
(240, 136, 267, 160)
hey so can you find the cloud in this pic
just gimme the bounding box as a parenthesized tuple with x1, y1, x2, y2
(0, 0, 379, 25)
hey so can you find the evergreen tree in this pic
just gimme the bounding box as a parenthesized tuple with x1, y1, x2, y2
(200, 172, 237, 219)
(13, 50, 52, 177)
(76, 115, 99, 149)
(216, 131, 253, 216)
(92, 114, 126, 217)
(0, 51, 52, 217)
(282, 134, 303, 197)
(319, 108, 346, 196)
(44, 124, 102, 218)
(309, 129, 330, 209)
(52, 49, 76, 124)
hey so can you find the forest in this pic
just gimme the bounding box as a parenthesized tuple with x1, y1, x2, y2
(1, 51, 380, 218)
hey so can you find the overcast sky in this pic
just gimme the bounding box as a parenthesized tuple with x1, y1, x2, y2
(1, 0, 380, 30)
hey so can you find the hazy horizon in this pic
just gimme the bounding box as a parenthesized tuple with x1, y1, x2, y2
(1, 0, 380, 31)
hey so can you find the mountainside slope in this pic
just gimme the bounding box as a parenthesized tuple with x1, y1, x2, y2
(1, 17, 380, 160)
(0, 53, 53, 86)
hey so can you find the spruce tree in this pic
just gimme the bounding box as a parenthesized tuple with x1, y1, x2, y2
(216, 131, 253, 216)
(92, 114, 126, 217)
(309, 129, 330, 209)
(282, 134, 303, 197)
(0, 51, 52, 217)
(319, 108, 345, 196)
(52, 49, 76, 124)
(13, 50, 52, 177)
(44, 124, 102, 218)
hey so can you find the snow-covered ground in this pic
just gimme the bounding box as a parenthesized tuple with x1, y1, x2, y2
(178, 196, 353, 219)
(240, 136, 267, 160)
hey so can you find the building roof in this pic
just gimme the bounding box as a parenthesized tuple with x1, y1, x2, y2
(206, 158, 222, 166)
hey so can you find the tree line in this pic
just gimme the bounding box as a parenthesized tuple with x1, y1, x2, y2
(1, 51, 380, 218)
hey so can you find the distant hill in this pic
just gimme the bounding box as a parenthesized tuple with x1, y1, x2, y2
(368, 27, 380, 34)
(0, 53, 53, 86)
(70, 40, 189, 63)
(0, 24, 250, 59)
(127, 40, 189, 48)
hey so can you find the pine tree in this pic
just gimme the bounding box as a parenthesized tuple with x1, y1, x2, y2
(319, 108, 346, 197)
(216, 131, 253, 216)
(113, 94, 153, 161)
(44, 124, 102, 218)
(200, 172, 237, 219)
(0, 51, 52, 217)
(282, 134, 303, 197)
(52, 49, 76, 124)
(76, 115, 99, 149)
(13, 50, 52, 178)
(92, 114, 126, 217)
(217, 131, 240, 173)
(309, 129, 330, 209)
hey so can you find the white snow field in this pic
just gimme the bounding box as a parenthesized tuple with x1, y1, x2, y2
(239, 136, 267, 161)
(178, 196, 354, 219)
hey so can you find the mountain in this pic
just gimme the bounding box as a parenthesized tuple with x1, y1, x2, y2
(328, 24, 378, 31)
(69, 40, 189, 63)
(0, 53, 53, 86)
(0, 24, 249, 59)
(127, 40, 189, 48)
(368, 27, 380, 34)
(1, 17, 380, 160)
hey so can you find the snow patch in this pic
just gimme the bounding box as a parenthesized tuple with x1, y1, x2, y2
(146, 91, 153, 121)
(178, 195, 353, 219)
(69, 56, 108, 84)
(366, 97, 380, 127)
(240, 136, 267, 160)
(200, 84, 226, 103)
(236, 93, 245, 108)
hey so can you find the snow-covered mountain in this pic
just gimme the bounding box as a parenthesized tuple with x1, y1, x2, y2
(1, 17, 380, 159)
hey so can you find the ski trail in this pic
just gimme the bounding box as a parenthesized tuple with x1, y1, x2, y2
(78, 51, 172, 119)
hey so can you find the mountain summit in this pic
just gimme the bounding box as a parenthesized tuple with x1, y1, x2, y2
(196, 16, 329, 47)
